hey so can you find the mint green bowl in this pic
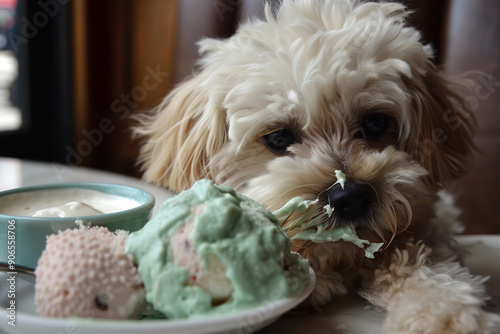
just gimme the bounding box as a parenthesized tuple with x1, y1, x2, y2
(0, 183, 155, 269)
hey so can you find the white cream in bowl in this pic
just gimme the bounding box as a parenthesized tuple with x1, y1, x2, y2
(0, 188, 141, 218)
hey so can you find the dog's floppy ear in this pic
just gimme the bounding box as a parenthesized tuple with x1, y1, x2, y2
(134, 70, 227, 192)
(404, 65, 478, 191)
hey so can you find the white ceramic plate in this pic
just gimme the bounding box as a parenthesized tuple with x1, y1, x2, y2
(1, 236, 499, 334)
(0, 268, 315, 334)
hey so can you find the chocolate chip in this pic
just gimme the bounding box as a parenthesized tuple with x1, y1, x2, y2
(94, 294, 109, 311)
(282, 259, 290, 271)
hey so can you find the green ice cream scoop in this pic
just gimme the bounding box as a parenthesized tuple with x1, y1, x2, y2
(125, 179, 310, 319)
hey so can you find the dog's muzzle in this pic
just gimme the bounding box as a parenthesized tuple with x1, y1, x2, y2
(326, 181, 375, 224)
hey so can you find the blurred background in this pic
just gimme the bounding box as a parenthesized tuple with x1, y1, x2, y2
(0, 0, 498, 233)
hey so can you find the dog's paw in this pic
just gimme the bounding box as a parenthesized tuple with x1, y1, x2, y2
(383, 301, 500, 334)
(364, 243, 500, 333)
(306, 270, 348, 307)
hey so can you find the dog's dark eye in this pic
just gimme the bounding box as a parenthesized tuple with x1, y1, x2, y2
(263, 129, 295, 152)
(362, 114, 390, 137)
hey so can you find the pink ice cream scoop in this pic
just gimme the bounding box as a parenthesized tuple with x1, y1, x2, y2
(34, 224, 146, 319)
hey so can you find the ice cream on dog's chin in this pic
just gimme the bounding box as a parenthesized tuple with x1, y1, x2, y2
(125, 179, 311, 319)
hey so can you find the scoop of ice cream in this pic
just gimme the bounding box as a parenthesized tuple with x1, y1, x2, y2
(169, 217, 234, 304)
(125, 179, 311, 319)
(35, 224, 146, 319)
(31, 201, 104, 217)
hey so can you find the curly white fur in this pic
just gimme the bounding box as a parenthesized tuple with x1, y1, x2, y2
(135, 0, 500, 332)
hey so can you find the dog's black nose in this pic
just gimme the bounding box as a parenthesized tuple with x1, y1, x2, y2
(326, 181, 375, 222)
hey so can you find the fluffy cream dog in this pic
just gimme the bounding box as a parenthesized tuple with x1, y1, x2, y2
(135, 0, 500, 332)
